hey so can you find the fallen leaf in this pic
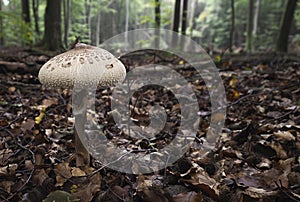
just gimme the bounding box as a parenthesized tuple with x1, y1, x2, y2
(21, 119, 35, 132)
(71, 167, 86, 177)
(0, 164, 18, 176)
(273, 130, 296, 142)
(173, 191, 203, 202)
(43, 190, 78, 202)
(42, 98, 58, 107)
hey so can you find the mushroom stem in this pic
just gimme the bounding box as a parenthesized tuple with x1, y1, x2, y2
(73, 89, 90, 167)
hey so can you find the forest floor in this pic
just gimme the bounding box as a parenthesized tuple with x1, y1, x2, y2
(0, 47, 300, 202)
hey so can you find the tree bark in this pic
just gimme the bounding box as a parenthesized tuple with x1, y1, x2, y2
(125, 0, 129, 45)
(181, 0, 188, 35)
(276, 0, 298, 53)
(96, 12, 101, 46)
(229, 0, 235, 52)
(253, 0, 260, 36)
(32, 0, 40, 34)
(21, 0, 30, 24)
(154, 0, 160, 47)
(172, 0, 181, 45)
(0, 0, 4, 46)
(246, 0, 254, 53)
(63, 0, 71, 48)
(85, 0, 92, 44)
(43, 0, 62, 51)
(188, 0, 197, 37)
(172, 0, 181, 33)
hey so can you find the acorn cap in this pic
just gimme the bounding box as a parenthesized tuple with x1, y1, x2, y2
(38, 43, 126, 88)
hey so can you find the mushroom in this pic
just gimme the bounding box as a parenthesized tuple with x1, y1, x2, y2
(38, 43, 126, 167)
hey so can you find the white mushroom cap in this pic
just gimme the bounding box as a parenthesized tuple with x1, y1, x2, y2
(38, 43, 126, 88)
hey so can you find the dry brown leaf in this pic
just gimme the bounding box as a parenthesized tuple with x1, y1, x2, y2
(72, 178, 101, 202)
(0, 149, 13, 165)
(71, 167, 86, 177)
(21, 119, 35, 132)
(8, 86, 16, 92)
(140, 187, 170, 202)
(0, 164, 18, 176)
(54, 163, 72, 186)
(24, 160, 34, 170)
(135, 174, 164, 192)
(173, 191, 203, 202)
(42, 97, 58, 107)
(273, 131, 296, 142)
(243, 187, 278, 199)
(269, 141, 288, 159)
(32, 169, 49, 186)
(0, 181, 14, 193)
(180, 167, 219, 200)
(110, 185, 130, 201)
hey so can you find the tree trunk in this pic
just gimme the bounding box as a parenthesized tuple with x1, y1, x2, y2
(172, 0, 181, 45)
(229, 0, 235, 52)
(276, 0, 298, 53)
(43, 0, 62, 51)
(85, 0, 92, 44)
(246, 0, 254, 53)
(155, 0, 160, 47)
(253, 0, 260, 36)
(63, 0, 71, 48)
(172, 0, 181, 33)
(0, 0, 4, 46)
(96, 12, 101, 46)
(125, 0, 129, 45)
(32, 0, 40, 34)
(181, 0, 188, 35)
(188, 0, 196, 37)
(21, 0, 30, 24)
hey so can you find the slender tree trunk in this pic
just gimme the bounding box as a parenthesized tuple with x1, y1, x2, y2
(63, 0, 71, 48)
(0, 0, 3, 46)
(86, 0, 92, 44)
(21, 0, 30, 24)
(276, 0, 298, 53)
(172, 0, 181, 33)
(43, 0, 62, 51)
(246, 0, 254, 53)
(229, 0, 235, 52)
(154, 0, 160, 47)
(172, 0, 181, 45)
(125, 0, 129, 45)
(32, 0, 40, 34)
(253, 0, 260, 36)
(188, 0, 196, 37)
(181, 0, 188, 35)
(96, 12, 101, 46)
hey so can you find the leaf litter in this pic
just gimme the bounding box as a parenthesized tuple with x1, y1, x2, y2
(0, 49, 299, 201)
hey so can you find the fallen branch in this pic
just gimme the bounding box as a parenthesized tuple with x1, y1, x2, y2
(0, 61, 39, 74)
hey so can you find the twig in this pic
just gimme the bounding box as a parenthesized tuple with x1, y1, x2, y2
(3, 137, 36, 201)
(275, 180, 300, 201)
(88, 150, 133, 177)
(262, 106, 299, 125)
(0, 80, 41, 88)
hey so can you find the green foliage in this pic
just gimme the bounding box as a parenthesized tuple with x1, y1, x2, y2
(295, 1, 300, 28)
(0, 11, 33, 45)
(0, 0, 298, 52)
(160, 1, 173, 27)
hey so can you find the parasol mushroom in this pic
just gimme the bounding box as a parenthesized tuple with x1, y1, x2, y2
(38, 43, 126, 167)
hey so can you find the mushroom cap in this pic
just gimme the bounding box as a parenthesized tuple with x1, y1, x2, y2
(38, 43, 126, 88)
